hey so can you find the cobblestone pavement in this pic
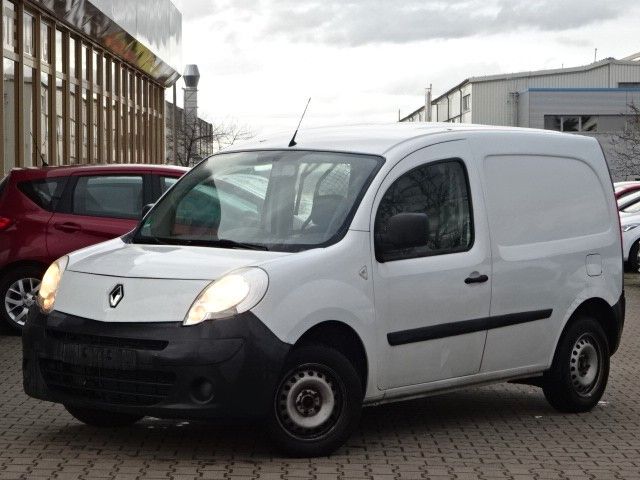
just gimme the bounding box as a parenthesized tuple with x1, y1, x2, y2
(1, 280, 640, 479)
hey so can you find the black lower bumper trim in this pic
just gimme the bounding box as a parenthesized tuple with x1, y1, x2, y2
(22, 309, 291, 419)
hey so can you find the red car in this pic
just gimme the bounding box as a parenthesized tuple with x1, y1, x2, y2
(0, 164, 187, 332)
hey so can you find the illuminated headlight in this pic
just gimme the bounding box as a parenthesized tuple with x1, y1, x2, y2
(622, 223, 640, 232)
(37, 256, 69, 314)
(183, 267, 268, 326)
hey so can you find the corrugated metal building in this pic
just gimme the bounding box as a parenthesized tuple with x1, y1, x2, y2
(400, 56, 640, 178)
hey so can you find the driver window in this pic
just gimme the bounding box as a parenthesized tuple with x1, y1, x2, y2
(374, 159, 473, 262)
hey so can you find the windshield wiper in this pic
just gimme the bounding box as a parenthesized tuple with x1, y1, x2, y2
(132, 235, 269, 251)
(208, 238, 269, 251)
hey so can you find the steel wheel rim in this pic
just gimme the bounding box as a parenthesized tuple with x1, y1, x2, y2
(275, 363, 343, 441)
(4, 277, 40, 326)
(570, 333, 602, 397)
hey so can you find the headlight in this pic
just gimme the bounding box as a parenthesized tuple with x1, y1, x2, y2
(622, 223, 640, 232)
(183, 267, 268, 326)
(37, 256, 69, 314)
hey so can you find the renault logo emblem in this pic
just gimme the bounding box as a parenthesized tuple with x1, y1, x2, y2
(109, 284, 124, 308)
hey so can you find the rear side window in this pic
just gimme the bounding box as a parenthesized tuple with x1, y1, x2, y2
(160, 176, 179, 194)
(18, 178, 66, 211)
(483, 155, 610, 246)
(72, 175, 143, 219)
(375, 160, 473, 262)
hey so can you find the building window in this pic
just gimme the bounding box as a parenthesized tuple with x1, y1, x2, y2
(41, 22, 51, 64)
(544, 115, 598, 132)
(40, 73, 50, 163)
(23, 65, 35, 166)
(3, 1, 16, 52)
(70, 88, 76, 163)
(619, 82, 640, 88)
(55, 78, 64, 164)
(92, 92, 98, 160)
(462, 94, 471, 112)
(23, 12, 34, 56)
(3, 58, 16, 175)
(92, 49, 98, 84)
(55, 29, 63, 73)
(82, 89, 88, 161)
(69, 37, 76, 78)
(81, 43, 88, 81)
(102, 55, 107, 89)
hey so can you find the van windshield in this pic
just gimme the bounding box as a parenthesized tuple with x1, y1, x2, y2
(133, 150, 383, 251)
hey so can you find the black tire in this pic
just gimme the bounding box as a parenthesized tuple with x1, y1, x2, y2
(543, 316, 609, 413)
(625, 240, 640, 273)
(64, 404, 143, 427)
(267, 345, 363, 457)
(0, 265, 45, 334)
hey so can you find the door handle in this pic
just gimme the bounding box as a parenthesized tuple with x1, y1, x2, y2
(465, 273, 488, 284)
(54, 222, 82, 233)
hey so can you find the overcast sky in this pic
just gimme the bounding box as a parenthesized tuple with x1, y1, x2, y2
(172, 0, 640, 136)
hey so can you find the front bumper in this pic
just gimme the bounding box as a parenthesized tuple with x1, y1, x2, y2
(22, 309, 291, 419)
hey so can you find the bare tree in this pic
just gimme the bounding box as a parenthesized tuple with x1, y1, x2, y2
(611, 103, 640, 180)
(211, 120, 254, 153)
(167, 113, 253, 167)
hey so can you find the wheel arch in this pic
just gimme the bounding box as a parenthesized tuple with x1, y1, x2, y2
(292, 320, 369, 393)
(562, 297, 622, 356)
(0, 260, 47, 280)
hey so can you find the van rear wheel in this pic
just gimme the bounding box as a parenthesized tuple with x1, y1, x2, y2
(542, 316, 609, 413)
(64, 405, 143, 427)
(267, 345, 362, 457)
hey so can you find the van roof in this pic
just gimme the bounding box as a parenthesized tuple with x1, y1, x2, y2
(229, 123, 582, 156)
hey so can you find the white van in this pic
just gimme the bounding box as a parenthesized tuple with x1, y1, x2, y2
(23, 124, 624, 456)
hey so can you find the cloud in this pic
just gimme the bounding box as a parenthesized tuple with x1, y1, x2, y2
(203, 0, 635, 47)
(179, 0, 216, 20)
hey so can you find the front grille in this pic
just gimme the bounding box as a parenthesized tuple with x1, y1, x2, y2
(39, 359, 175, 406)
(46, 329, 169, 351)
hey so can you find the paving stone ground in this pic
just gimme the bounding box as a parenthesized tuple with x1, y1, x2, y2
(1, 278, 640, 479)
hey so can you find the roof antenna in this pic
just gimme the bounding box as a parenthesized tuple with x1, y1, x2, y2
(289, 97, 311, 147)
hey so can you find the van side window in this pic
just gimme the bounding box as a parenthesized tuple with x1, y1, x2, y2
(375, 160, 473, 262)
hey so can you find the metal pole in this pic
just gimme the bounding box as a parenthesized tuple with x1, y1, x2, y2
(172, 83, 177, 165)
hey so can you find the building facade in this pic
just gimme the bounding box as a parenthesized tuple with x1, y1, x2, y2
(165, 101, 214, 167)
(1, 0, 182, 176)
(165, 64, 214, 167)
(400, 55, 640, 178)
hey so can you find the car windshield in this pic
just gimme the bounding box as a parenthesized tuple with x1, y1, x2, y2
(133, 150, 383, 251)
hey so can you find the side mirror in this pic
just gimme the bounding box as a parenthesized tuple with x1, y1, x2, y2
(141, 203, 154, 220)
(386, 212, 429, 250)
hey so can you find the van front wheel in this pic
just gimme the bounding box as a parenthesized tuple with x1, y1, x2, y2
(543, 317, 609, 413)
(267, 345, 362, 457)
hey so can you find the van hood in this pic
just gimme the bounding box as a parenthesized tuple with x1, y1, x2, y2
(67, 239, 291, 280)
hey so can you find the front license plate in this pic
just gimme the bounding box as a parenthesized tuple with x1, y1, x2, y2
(58, 343, 137, 369)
